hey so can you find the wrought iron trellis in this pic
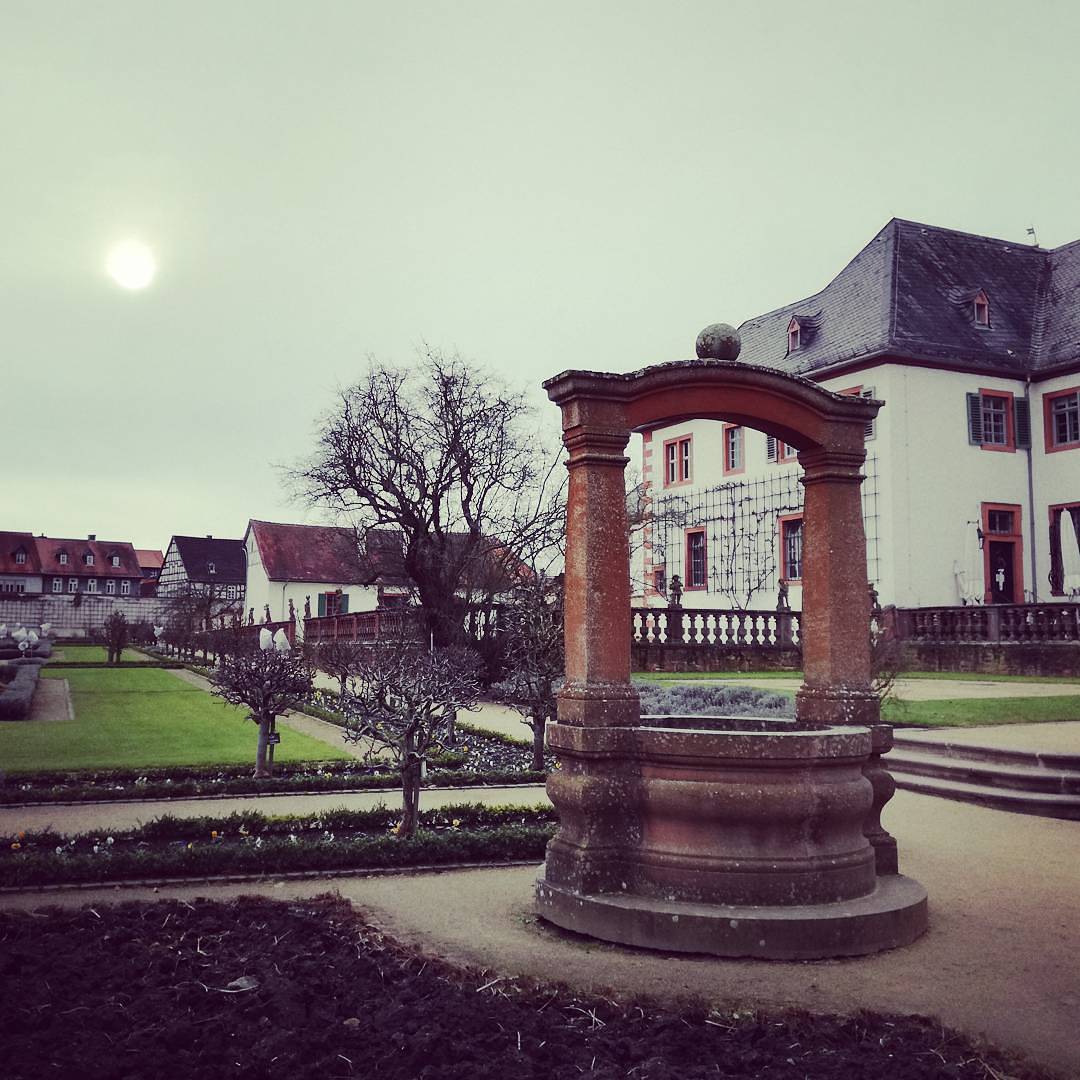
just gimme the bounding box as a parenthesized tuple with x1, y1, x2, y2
(642, 455, 880, 606)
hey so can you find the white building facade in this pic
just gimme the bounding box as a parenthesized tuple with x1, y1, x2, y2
(633, 220, 1080, 612)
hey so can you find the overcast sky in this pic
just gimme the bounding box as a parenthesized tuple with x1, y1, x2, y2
(4, 1, 1078, 553)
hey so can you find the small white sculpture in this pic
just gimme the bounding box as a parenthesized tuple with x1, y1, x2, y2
(258, 627, 273, 651)
(272, 627, 290, 653)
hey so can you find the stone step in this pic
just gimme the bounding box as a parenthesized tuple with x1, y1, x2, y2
(891, 729, 1080, 772)
(886, 747, 1080, 796)
(892, 770, 1080, 820)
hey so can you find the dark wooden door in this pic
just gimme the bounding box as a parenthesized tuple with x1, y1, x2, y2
(987, 541, 1016, 604)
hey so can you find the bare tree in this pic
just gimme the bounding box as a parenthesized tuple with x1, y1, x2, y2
(101, 611, 129, 664)
(209, 637, 313, 778)
(494, 580, 563, 772)
(341, 647, 482, 838)
(311, 639, 367, 702)
(162, 583, 241, 661)
(294, 351, 565, 647)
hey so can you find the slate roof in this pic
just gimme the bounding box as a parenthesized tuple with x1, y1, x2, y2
(736, 219, 1080, 378)
(171, 536, 246, 585)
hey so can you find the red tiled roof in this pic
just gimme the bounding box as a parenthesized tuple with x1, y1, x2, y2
(35, 537, 142, 579)
(248, 521, 371, 584)
(135, 549, 164, 570)
(0, 532, 41, 575)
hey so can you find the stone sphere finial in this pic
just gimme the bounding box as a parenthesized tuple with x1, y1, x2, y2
(695, 323, 741, 360)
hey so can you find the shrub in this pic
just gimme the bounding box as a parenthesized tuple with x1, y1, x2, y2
(637, 682, 792, 718)
(0, 664, 39, 722)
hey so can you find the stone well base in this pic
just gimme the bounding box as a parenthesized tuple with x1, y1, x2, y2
(536, 875, 928, 960)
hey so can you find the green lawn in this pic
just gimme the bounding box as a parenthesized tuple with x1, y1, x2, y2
(0, 668, 349, 773)
(882, 696, 1080, 728)
(52, 644, 115, 663)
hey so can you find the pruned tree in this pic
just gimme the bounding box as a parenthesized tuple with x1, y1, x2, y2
(311, 639, 367, 702)
(209, 636, 313, 778)
(101, 611, 129, 665)
(341, 647, 482, 838)
(493, 580, 563, 772)
(294, 351, 565, 648)
(161, 583, 241, 661)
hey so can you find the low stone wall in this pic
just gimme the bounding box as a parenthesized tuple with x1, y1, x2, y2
(632, 644, 801, 673)
(0, 595, 171, 638)
(900, 641, 1080, 678)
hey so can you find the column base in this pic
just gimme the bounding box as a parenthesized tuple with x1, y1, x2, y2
(796, 684, 880, 727)
(536, 874, 928, 960)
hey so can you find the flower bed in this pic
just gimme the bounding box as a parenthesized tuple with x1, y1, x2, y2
(0, 895, 1054, 1080)
(1, 803, 556, 887)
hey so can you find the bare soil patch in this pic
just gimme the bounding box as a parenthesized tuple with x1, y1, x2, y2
(0, 894, 1057, 1080)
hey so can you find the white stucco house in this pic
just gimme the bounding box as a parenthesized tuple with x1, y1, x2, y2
(241, 520, 410, 628)
(634, 219, 1080, 611)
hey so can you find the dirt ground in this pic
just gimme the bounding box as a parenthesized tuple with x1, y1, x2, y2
(0, 894, 1057, 1080)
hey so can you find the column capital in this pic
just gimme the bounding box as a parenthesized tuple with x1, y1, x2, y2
(564, 426, 631, 470)
(797, 446, 866, 486)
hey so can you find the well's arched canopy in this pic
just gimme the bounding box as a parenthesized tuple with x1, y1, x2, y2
(544, 359, 880, 453)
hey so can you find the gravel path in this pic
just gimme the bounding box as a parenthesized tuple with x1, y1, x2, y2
(0, 784, 549, 835)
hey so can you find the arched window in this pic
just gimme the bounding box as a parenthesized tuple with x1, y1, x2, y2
(973, 290, 990, 327)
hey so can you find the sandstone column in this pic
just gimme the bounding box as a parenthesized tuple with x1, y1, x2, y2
(557, 403, 639, 728)
(796, 444, 897, 874)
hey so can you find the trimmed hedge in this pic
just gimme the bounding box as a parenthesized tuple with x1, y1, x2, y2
(0, 664, 39, 722)
(1, 804, 556, 887)
(0, 764, 547, 805)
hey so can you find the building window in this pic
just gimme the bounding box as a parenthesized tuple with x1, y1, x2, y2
(685, 530, 707, 589)
(106, 580, 116, 595)
(839, 385, 878, 441)
(1044, 388, 1080, 452)
(974, 290, 990, 327)
(318, 590, 349, 616)
(780, 515, 804, 582)
(208, 562, 216, 575)
(653, 568, 667, 595)
(87, 579, 98, 594)
(84, 553, 94, 566)
(68, 578, 78, 593)
(663, 435, 692, 486)
(1049, 503, 1080, 596)
(723, 424, 743, 476)
(766, 436, 798, 464)
(966, 390, 1028, 452)
(981, 502, 1023, 604)
(59, 552, 68, 565)
(787, 317, 801, 353)
(52, 578, 62, 593)
(14, 550, 26, 565)
(110, 555, 120, 567)
(120, 580, 131, 596)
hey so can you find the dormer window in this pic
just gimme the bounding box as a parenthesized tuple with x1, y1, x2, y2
(208, 562, 216, 575)
(787, 317, 801, 353)
(974, 290, 990, 327)
(84, 553, 94, 566)
(14, 549, 26, 565)
(110, 555, 120, 567)
(59, 552, 68, 565)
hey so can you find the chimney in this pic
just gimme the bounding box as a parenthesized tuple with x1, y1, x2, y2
(206, 534, 212, 540)
(88, 534, 96, 541)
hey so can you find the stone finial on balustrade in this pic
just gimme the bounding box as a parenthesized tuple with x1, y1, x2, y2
(776, 581, 790, 612)
(304, 595, 312, 620)
(288, 597, 296, 622)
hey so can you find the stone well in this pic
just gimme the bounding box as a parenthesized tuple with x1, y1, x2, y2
(537, 715, 926, 958)
(535, 327, 928, 958)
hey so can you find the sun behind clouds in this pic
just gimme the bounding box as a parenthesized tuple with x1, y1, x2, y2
(105, 239, 157, 290)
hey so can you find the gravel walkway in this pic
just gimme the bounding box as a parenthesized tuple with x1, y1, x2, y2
(2, 789, 1077, 1075)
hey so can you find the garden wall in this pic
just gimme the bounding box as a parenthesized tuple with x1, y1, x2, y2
(0, 595, 171, 638)
(900, 642, 1080, 678)
(632, 644, 801, 672)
